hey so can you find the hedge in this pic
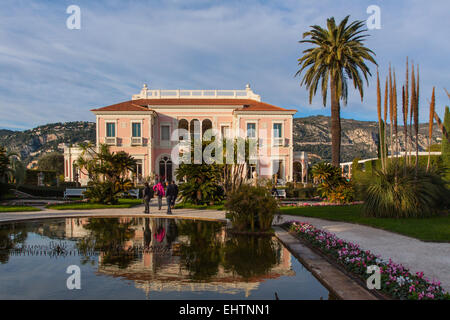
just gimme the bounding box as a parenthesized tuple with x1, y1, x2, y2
(17, 185, 65, 198)
(24, 169, 57, 186)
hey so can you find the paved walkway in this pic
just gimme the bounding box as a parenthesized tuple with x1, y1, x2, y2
(2, 206, 449, 292)
(276, 215, 450, 292)
(0, 202, 227, 223)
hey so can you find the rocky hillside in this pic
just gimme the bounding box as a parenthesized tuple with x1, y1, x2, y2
(0, 116, 443, 166)
(294, 116, 442, 163)
(0, 122, 95, 168)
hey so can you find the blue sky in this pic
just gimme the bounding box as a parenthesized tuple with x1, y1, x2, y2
(0, 0, 449, 130)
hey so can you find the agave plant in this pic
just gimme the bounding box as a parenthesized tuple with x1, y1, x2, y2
(363, 162, 449, 218)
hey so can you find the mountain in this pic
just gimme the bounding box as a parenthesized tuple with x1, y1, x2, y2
(0, 121, 95, 168)
(0, 129, 15, 137)
(0, 116, 443, 167)
(293, 116, 442, 163)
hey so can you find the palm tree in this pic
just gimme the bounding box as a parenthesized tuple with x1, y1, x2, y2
(296, 15, 377, 166)
(0, 146, 18, 183)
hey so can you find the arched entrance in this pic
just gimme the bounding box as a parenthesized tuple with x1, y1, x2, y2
(293, 161, 302, 182)
(158, 155, 173, 182)
(201, 119, 212, 137)
(178, 119, 189, 140)
(293, 152, 309, 184)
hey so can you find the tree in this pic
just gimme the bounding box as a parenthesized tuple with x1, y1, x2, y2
(175, 140, 224, 205)
(296, 15, 377, 167)
(0, 146, 18, 183)
(221, 137, 253, 193)
(9, 157, 26, 185)
(75, 143, 137, 204)
(37, 152, 64, 175)
(0, 146, 11, 183)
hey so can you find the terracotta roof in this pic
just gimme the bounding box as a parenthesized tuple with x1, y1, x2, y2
(91, 98, 296, 113)
(91, 101, 149, 112)
(233, 101, 297, 113)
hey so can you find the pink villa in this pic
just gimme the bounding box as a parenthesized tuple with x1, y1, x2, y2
(64, 84, 308, 185)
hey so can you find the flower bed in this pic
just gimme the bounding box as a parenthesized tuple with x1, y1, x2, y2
(287, 221, 449, 300)
(281, 201, 363, 207)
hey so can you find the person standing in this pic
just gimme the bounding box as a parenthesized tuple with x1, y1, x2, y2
(166, 181, 176, 215)
(271, 185, 279, 198)
(142, 182, 154, 213)
(171, 180, 178, 209)
(153, 180, 165, 210)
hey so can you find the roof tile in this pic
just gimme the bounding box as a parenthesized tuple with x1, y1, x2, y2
(91, 99, 296, 113)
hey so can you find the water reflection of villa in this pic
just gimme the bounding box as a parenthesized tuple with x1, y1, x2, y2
(65, 217, 295, 298)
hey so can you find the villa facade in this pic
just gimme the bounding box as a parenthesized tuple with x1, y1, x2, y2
(64, 84, 300, 185)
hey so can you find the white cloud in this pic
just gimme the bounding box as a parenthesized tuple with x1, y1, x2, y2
(0, 0, 448, 130)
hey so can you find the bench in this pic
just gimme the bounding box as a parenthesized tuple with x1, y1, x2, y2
(122, 188, 140, 199)
(272, 188, 286, 199)
(63, 188, 86, 199)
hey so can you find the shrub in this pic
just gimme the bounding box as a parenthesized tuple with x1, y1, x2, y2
(17, 185, 65, 198)
(0, 182, 12, 199)
(311, 162, 355, 204)
(285, 184, 318, 199)
(176, 161, 224, 205)
(24, 169, 57, 186)
(75, 144, 136, 204)
(327, 183, 355, 204)
(362, 163, 450, 218)
(84, 181, 120, 205)
(225, 184, 279, 232)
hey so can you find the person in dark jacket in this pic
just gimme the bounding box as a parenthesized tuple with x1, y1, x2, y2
(142, 182, 154, 213)
(271, 185, 279, 198)
(171, 180, 178, 209)
(165, 181, 177, 215)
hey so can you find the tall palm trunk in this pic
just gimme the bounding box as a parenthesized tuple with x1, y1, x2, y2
(330, 78, 341, 167)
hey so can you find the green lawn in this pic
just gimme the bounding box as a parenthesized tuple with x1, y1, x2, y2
(46, 198, 142, 210)
(174, 202, 225, 211)
(0, 206, 41, 212)
(280, 205, 450, 242)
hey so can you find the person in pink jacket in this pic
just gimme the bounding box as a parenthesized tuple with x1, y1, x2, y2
(153, 181, 165, 210)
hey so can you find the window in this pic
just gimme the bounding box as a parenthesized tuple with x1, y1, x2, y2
(106, 122, 116, 137)
(159, 156, 173, 182)
(161, 125, 170, 141)
(247, 123, 256, 139)
(272, 160, 284, 179)
(202, 119, 212, 137)
(221, 125, 230, 138)
(273, 123, 283, 146)
(247, 164, 257, 179)
(190, 119, 201, 140)
(178, 119, 189, 140)
(135, 159, 143, 183)
(132, 122, 141, 137)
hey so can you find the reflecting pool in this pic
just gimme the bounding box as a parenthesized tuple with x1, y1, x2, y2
(0, 217, 331, 299)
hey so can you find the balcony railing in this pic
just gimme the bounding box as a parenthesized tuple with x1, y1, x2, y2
(132, 87, 261, 101)
(272, 138, 291, 147)
(273, 137, 283, 147)
(131, 137, 142, 146)
(105, 137, 116, 145)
